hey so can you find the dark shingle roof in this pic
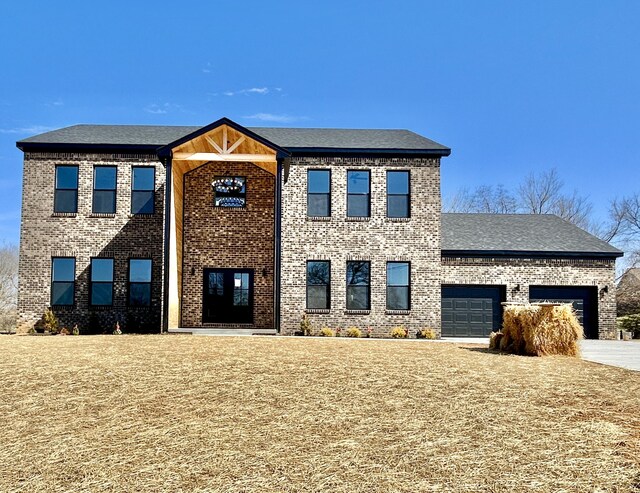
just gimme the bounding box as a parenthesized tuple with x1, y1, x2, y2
(17, 124, 450, 152)
(442, 213, 623, 257)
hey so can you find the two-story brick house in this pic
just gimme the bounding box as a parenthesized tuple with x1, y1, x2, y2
(15, 117, 623, 338)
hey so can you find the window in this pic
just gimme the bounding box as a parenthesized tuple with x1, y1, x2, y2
(347, 170, 370, 217)
(90, 258, 114, 306)
(306, 261, 330, 309)
(234, 272, 250, 306)
(54, 166, 78, 213)
(307, 170, 330, 217)
(51, 257, 75, 306)
(387, 171, 410, 218)
(131, 167, 155, 214)
(346, 261, 370, 310)
(213, 176, 246, 207)
(93, 166, 117, 214)
(387, 262, 410, 310)
(129, 259, 152, 306)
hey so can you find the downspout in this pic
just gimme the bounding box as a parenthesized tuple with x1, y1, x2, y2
(274, 158, 283, 333)
(161, 156, 172, 333)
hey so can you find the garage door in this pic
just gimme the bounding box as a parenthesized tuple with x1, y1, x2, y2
(529, 286, 598, 339)
(442, 286, 505, 337)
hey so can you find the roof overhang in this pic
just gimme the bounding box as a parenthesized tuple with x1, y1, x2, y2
(442, 249, 624, 259)
(286, 147, 451, 158)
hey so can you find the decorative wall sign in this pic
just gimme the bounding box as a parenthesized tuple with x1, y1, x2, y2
(212, 176, 246, 207)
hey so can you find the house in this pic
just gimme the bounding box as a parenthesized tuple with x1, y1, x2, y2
(617, 268, 640, 316)
(15, 117, 623, 338)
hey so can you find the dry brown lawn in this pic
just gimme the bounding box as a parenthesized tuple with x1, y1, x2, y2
(1, 335, 639, 492)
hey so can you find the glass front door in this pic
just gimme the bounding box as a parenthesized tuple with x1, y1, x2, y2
(203, 269, 254, 324)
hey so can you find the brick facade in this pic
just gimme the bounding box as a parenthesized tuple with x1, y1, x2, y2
(17, 152, 165, 334)
(279, 157, 442, 337)
(180, 161, 275, 329)
(441, 256, 617, 339)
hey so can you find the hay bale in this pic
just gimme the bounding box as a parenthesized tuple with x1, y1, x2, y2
(500, 303, 583, 357)
(489, 331, 503, 349)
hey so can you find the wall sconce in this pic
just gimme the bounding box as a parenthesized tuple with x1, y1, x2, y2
(191, 267, 195, 275)
(600, 285, 608, 296)
(513, 284, 521, 292)
(262, 267, 269, 278)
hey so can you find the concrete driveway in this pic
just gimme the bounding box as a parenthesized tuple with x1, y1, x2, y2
(442, 337, 640, 372)
(580, 340, 640, 372)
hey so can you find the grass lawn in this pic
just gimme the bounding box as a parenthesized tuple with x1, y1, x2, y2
(1, 335, 639, 492)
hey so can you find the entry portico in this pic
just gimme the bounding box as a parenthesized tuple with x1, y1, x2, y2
(157, 118, 289, 331)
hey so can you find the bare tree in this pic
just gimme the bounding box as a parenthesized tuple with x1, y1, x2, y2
(518, 169, 563, 215)
(0, 243, 18, 333)
(444, 185, 518, 214)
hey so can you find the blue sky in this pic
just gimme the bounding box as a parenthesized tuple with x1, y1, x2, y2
(1, 1, 639, 244)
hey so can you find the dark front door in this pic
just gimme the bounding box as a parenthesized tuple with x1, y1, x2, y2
(203, 269, 254, 324)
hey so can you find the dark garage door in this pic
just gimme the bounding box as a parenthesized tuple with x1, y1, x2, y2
(442, 286, 505, 337)
(529, 286, 598, 339)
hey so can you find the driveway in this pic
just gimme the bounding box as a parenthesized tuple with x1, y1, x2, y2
(580, 340, 640, 372)
(443, 337, 640, 371)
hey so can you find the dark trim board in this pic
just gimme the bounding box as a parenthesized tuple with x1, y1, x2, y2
(529, 285, 599, 339)
(441, 285, 506, 337)
(442, 250, 623, 260)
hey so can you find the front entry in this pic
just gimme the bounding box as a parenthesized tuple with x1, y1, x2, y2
(203, 269, 254, 324)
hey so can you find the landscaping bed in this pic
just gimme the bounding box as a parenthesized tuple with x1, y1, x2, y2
(1, 335, 639, 492)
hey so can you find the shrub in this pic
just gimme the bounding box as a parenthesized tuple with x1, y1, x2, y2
(345, 327, 362, 338)
(389, 326, 408, 338)
(335, 327, 342, 337)
(318, 327, 335, 337)
(60, 327, 70, 336)
(42, 308, 59, 334)
(489, 331, 503, 349)
(72, 324, 80, 336)
(299, 313, 313, 336)
(113, 321, 122, 335)
(365, 326, 373, 338)
(617, 314, 640, 338)
(417, 328, 437, 339)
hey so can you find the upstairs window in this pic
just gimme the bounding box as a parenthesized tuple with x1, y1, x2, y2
(307, 170, 330, 217)
(51, 257, 75, 306)
(129, 259, 152, 306)
(131, 167, 155, 214)
(90, 258, 114, 306)
(54, 166, 78, 213)
(213, 177, 246, 207)
(93, 166, 117, 214)
(346, 260, 370, 310)
(306, 261, 330, 309)
(387, 171, 410, 218)
(347, 170, 370, 217)
(387, 262, 410, 310)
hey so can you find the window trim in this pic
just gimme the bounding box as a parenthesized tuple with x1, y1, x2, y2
(213, 175, 247, 209)
(306, 260, 331, 310)
(307, 169, 331, 217)
(51, 256, 76, 307)
(92, 165, 117, 214)
(386, 261, 411, 311)
(386, 170, 411, 219)
(131, 166, 156, 215)
(89, 257, 115, 307)
(127, 257, 153, 307)
(346, 260, 371, 311)
(346, 169, 371, 218)
(54, 165, 79, 214)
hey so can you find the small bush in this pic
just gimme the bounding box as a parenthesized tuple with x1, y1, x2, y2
(335, 327, 342, 337)
(617, 314, 640, 338)
(318, 327, 335, 337)
(365, 326, 374, 338)
(60, 327, 70, 336)
(417, 328, 436, 339)
(72, 324, 80, 336)
(489, 331, 503, 349)
(345, 327, 362, 338)
(390, 326, 408, 338)
(299, 313, 313, 336)
(113, 321, 122, 335)
(42, 308, 59, 334)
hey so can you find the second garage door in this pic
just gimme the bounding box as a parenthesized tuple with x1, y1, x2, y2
(442, 285, 505, 337)
(529, 286, 599, 339)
